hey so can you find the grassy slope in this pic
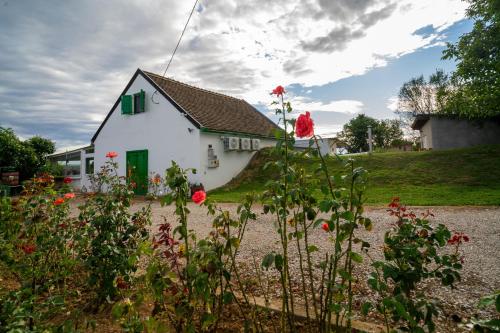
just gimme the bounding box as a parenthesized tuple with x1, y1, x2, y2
(209, 145, 500, 206)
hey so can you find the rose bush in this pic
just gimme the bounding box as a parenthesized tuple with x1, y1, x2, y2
(363, 197, 467, 332)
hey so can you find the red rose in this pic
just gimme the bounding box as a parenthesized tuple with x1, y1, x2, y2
(54, 198, 65, 205)
(64, 193, 75, 199)
(192, 190, 206, 205)
(63, 177, 72, 184)
(22, 244, 36, 255)
(106, 151, 118, 158)
(58, 223, 67, 229)
(295, 111, 314, 138)
(116, 276, 129, 289)
(272, 85, 285, 96)
(321, 223, 329, 232)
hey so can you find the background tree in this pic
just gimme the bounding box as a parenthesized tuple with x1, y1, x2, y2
(338, 115, 404, 153)
(395, 70, 451, 144)
(396, 69, 451, 117)
(442, 0, 500, 119)
(25, 136, 56, 168)
(0, 127, 55, 180)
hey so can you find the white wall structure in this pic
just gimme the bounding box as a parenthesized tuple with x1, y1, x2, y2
(87, 69, 279, 192)
(93, 74, 202, 186)
(199, 132, 275, 190)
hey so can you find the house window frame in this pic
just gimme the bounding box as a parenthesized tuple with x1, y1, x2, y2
(85, 157, 94, 175)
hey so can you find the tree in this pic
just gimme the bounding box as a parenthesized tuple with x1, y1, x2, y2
(0, 128, 55, 180)
(26, 136, 55, 167)
(442, 0, 500, 118)
(337, 115, 403, 153)
(376, 119, 404, 148)
(396, 69, 451, 116)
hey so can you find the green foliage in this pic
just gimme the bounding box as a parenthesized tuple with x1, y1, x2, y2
(0, 127, 55, 180)
(144, 162, 258, 332)
(366, 198, 466, 332)
(78, 157, 151, 303)
(337, 114, 403, 153)
(442, 0, 500, 118)
(0, 176, 79, 332)
(210, 145, 500, 205)
(471, 291, 500, 332)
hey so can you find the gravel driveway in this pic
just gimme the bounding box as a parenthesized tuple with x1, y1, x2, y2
(142, 201, 500, 331)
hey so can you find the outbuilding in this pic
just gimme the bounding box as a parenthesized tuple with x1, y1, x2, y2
(75, 69, 278, 193)
(411, 114, 500, 150)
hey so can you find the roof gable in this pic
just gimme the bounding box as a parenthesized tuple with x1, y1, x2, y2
(91, 69, 279, 143)
(143, 71, 279, 138)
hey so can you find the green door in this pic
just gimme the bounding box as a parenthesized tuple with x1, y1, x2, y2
(126, 150, 148, 195)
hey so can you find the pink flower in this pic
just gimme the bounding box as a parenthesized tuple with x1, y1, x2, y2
(64, 193, 75, 199)
(321, 223, 329, 232)
(272, 85, 285, 96)
(106, 151, 118, 158)
(192, 190, 207, 205)
(63, 177, 72, 184)
(54, 198, 65, 206)
(295, 112, 314, 138)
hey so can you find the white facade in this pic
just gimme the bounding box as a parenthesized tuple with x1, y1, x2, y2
(199, 132, 275, 190)
(90, 72, 276, 191)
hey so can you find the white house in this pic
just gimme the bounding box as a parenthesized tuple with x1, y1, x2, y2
(67, 69, 278, 193)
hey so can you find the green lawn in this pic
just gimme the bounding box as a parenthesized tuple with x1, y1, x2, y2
(209, 145, 500, 206)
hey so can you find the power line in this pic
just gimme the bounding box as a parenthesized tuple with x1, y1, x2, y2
(161, 0, 199, 78)
(151, 0, 199, 103)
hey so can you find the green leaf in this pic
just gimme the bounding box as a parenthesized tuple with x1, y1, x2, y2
(307, 245, 319, 253)
(223, 291, 234, 304)
(262, 252, 275, 270)
(361, 302, 372, 316)
(349, 251, 363, 263)
(274, 254, 284, 271)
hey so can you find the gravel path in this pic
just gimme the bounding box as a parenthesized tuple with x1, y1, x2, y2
(143, 202, 499, 331)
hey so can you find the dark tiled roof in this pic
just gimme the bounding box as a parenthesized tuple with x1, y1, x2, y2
(411, 114, 431, 130)
(143, 71, 279, 137)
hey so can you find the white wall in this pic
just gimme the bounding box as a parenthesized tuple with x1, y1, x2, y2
(93, 74, 202, 188)
(420, 121, 433, 149)
(199, 132, 275, 190)
(80, 150, 94, 191)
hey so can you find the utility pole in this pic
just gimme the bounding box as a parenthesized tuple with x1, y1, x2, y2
(367, 126, 373, 154)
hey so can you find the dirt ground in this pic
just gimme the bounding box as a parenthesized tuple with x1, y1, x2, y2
(72, 200, 500, 332)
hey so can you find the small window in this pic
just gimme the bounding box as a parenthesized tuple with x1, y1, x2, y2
(85, 157, 94, 175)
(133, 90, 145, 114)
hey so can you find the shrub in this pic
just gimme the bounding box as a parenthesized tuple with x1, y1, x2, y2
(78, 155, 151, 305)
(364, 197, 467, 332)
(0, 175, 78, 331)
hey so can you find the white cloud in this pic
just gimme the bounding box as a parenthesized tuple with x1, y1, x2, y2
(289, 97, 364, 114)
(386, 96, 399, 112)
(0, 0, 468, 148)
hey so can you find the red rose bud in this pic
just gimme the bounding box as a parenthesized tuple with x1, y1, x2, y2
(321, 223, 329, 232)
(295, 111, 315, 138)
(54, 198, 65, 205)
(272, 85, 285, 96)
(106, 151, 118, 158)
(192, 190, 206, 205)
(63, 177, 72, 184)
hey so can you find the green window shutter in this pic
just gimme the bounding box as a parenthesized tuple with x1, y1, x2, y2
(140, 90, 145, 112)
(121, 95, 133, 115)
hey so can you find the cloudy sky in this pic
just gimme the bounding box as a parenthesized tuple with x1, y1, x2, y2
(0, 0, 471, 150)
